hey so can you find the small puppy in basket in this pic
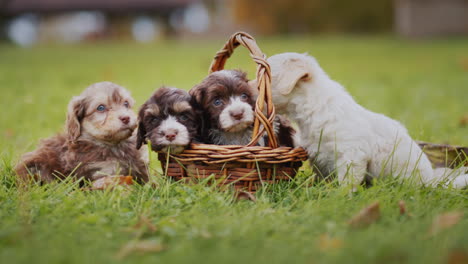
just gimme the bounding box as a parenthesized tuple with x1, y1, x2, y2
(136, 87, 199, 154)
(190, 69, 296, 147)
(190, 70, 256, 145)
(15, 82, 149, 184)
(266, 52, 468, 189)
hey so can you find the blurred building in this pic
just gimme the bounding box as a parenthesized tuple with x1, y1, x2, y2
(1, 0, 220, 46)
(2, 0, 194, 15)
(394, 0, 468, 37)
(2, 0, 468, 46)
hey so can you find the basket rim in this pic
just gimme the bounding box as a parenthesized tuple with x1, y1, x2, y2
(159, 143, 309, 165)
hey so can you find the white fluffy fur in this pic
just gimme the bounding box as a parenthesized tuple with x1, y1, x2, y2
(268, 52, 468, 189)
(219, 96, 254, 132)
(156, 116, 190, 153)
(209, 127, 254, 146)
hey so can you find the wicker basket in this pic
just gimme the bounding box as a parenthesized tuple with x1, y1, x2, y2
(158, 32, 308, 192)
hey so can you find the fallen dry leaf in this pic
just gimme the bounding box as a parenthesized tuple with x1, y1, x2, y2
(3, 129, 14, 138)
(399, 200, 407, 216)
(398, 200, 413, 218)
(116, 240, 166, 259)
(91, 175, 133, 190)
(459, 115, 468, 127)
(318, 234, 343, 251)
(460, 58, 468, 72)
(348, 201, 381, 228)
(428, 211, 463, 237)
(235, 191, 257, 202)
(200, 230, 212, 239)
(447, 249, 468, 264)
(132, 215, 158, 233)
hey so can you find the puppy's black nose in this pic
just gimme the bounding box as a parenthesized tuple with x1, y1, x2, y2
(119, 116, 130, 125)
(230, 110, 244, 120)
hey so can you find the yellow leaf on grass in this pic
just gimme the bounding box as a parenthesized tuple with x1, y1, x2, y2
(116, 240, 166, 259)
(428, 211, 463, 237)
(132, 215, 158, 233)
(318, 234, 343, 251)
(459, 114, 468, 127)
(399, 200, 411, 216)
(348, 201, 380, 228)
(447, 250, 468, 264)
(236, 191, 257, 202)
(460, 58, 468, 72)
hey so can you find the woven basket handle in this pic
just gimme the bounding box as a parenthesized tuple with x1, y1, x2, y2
(209, 32, 278, 148)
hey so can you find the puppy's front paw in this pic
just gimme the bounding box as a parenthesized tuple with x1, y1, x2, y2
(451, 175, 468, 189)
(91, 175, 133, 190)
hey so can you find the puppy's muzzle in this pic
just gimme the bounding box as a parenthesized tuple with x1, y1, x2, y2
(219, 98, 254, 132)
(163, 128, 178, 142)
(151, 116, 191, 151)
(230, 109, 244, 121)
(119, 116, 130, 125)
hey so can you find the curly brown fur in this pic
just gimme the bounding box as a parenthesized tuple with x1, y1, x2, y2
(190, 70, 296, 147)
(189, 70, 257, 145)
(137, 87, 199, 154)
(15, 82, 148, 184)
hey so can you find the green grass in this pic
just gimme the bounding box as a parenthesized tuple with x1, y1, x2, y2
(1, 35, 467, 264)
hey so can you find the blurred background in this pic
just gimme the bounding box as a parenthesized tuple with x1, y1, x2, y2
(1, 0, 467, 46)
(1, 0, 467, 154)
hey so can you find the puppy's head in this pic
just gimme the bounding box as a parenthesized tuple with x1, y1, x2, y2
(190, 70, 256, 133)
(266, 52, 326, 111)
(137, 87, 197, 154)
(66, 82, 137, 144)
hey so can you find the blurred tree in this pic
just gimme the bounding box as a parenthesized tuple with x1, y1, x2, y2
(0, 0, 14, 40)
(232, 0, 393, 34)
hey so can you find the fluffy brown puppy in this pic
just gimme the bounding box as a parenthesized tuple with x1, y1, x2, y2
(15, 82, 149, 184)
(190, 70, 296, 147)
(189, 70, 256, 145)
(137, 87, 199, 154)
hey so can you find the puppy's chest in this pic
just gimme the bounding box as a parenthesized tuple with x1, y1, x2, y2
(85, 160, 131, 179)
(208, 128, 253, 145)
(71, 144, 139, 178)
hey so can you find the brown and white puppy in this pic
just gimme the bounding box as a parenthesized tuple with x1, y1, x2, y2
(190, 69, 297, 147)
(189, 70, 256, 145)
(137, 87, 199, 154)
(15, 82, 149, 184)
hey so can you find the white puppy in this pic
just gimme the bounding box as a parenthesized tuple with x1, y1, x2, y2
(267, 52, 468, 189)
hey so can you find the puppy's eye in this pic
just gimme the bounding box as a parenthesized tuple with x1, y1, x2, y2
(97, 105, 106, 111)
(213, 99, 223, 106)
(123, 101, 130, 108)
(240, 93, 249, 100)
(179, 114, 188, 121)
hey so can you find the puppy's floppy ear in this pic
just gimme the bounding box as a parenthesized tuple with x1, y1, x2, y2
(136, 104, 147, 150)
(66, 96, 86, 143)
(136, 121, 146, 149)
(189, 93, 208, 142)
(274, 65, 310, 95)
(268, 55, 312, 96)
(188, 84, 205, 106)
(247, 79, 259, 99)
